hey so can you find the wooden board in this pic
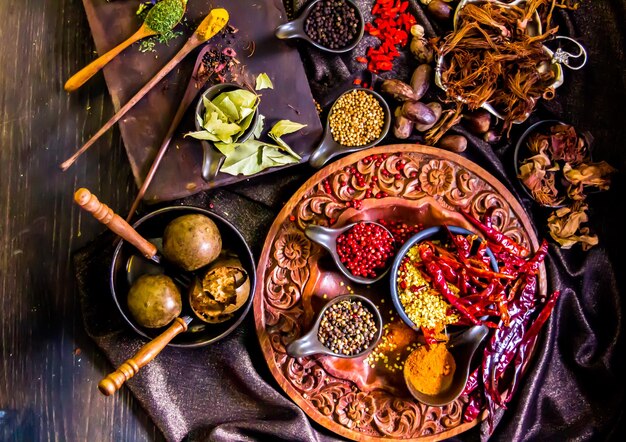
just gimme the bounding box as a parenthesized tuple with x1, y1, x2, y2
(253, 144, 546, 441)
(81, 0, 323, 202)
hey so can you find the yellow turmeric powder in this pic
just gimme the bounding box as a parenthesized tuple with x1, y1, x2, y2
(404, 343, 456, 395)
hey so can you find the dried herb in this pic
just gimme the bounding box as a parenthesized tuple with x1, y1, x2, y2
(255, 73, 273, 90)
(436, 0, 566, 129)
(458, 211, 559, 434)
(136, 0, 187, 52)
(187, 90, 259, 144)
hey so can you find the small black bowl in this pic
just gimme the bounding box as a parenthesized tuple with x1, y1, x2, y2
(286, 294, 383, 358)
(194, 83, 259, 181)
(309, 87, 391, 168)
(275, 0, 365, 54)
(110, 206, 256, 348)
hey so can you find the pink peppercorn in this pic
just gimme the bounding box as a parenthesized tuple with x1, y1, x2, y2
(336, 222, 395, 278)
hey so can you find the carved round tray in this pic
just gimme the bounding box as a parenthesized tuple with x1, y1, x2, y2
(254, 145, 545, 441)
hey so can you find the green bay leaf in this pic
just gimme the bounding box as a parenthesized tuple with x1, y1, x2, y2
(255, 73, 274, 90)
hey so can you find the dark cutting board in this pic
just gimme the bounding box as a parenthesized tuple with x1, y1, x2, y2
(81, 0, 323, 202)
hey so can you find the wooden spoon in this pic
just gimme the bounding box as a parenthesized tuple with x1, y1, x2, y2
(60, 8, 230, 171)
(64, 23, 158, 93)
(125, 44, 216, 221)
(64, 0, 187, 92)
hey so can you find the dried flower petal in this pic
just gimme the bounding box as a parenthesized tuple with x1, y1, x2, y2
(563, 161, 616, 190)
(547, 202, 599, 250)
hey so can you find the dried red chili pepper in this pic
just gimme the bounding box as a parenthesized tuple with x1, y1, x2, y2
(420, 245, 481, 325)
(462, 211, 529, 257)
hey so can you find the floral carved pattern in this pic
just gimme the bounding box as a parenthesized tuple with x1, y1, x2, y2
(256, 147, 537, 441)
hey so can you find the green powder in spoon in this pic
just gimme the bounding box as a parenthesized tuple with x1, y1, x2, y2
(144, 0, 186, 34)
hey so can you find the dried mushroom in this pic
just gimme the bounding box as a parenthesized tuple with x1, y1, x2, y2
(189, 256, 251, 323)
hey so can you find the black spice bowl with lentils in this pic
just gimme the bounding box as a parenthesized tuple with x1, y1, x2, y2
(318, 299, 378, 356)
(304, 0, 361, 50)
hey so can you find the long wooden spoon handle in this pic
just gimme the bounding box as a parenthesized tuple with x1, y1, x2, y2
(64, 25, 155, 92)
(98, 317, 189, 396)
(59, 8, 229, 171)
(74, 188, 157, 259)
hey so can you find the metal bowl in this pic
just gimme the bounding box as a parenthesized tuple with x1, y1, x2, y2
(194, 83, 259, 181)
(434, 0, 563, 124)
(110, 206, 256, 348)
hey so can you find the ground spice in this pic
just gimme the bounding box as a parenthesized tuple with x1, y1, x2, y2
(405, 342, 456, 395)
(360, 0, 416, 73)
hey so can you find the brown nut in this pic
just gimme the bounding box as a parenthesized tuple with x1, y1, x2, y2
(428, 0, 453, 21)
(463, 109, 492, 135)
(402, 101, 436, 125)
(484, 130, 502, 144)
(393, 106, 413, 139)
(381, 79, 419, 101)
(438, 134, 468, 153)
(414, 102, 443, 132)
(410, 64, 432, 101)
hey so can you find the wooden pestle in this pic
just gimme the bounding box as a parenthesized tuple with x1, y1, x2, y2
(64, 23, 157, 92)
(98, 316, 191, 396)
(60, 8, 230, 171)
(73, 188, 157, 260)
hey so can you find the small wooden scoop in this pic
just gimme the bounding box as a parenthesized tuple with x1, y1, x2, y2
(73, 188, 193, 395)
(60, 8, 229, 171)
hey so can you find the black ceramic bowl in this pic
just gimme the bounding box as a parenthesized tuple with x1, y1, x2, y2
(110, 206, 256, 348)
(389, 225, 498, 334)
(194, 83, 259, 181)
(275, 0, 365, 54)
(309, 87, 391, 168)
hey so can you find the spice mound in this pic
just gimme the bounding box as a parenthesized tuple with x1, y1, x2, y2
(336, 222, 395, 278)
(405, 343, 456, 396)
(305, 0, 360, 50)
(397, 241, 460, 330)
(329, 90, 385, 146)
(318, 299, 378, 356)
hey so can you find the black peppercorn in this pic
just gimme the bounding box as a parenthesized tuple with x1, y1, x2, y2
(318, 299, 378, 356)
(304, 0, 360, 50)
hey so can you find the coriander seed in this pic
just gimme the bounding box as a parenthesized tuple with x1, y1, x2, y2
(329, 90, 385, 147)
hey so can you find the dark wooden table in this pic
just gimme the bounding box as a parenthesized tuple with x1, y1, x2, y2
(2, 1, 626, 441)
(0, 0, 163, 439)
